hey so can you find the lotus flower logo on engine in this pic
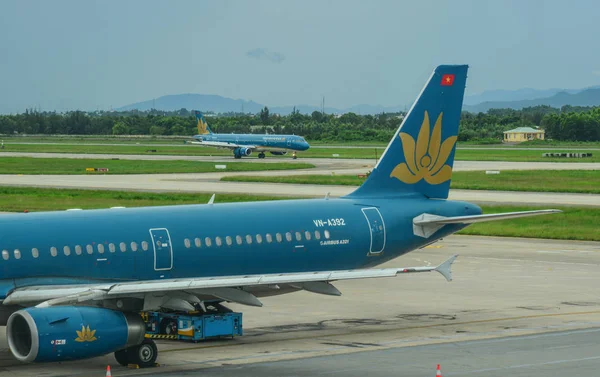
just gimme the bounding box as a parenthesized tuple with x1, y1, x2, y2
(75, 325, 97, 342)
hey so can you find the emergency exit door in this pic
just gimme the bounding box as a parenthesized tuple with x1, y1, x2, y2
(361, 207, 386, 254)
(150, 228, 173, 271)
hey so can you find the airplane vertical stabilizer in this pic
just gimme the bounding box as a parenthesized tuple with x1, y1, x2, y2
(194, 110, 213, 135)
(347, 65, 468, 199)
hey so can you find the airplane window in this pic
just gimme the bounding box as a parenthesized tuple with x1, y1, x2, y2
(256, 234, 263, 244)
(216, 237, 222, 247)
(141, 241, 149, 251)
(236, 235, 242, 245)
(205, 237, 212, 247)
(276, 233, 283, 242)
(324, 230, 331, 239)
(226, 236, 232, 246)
(131, 242, 138, 252)
(50, 247, 57, 257)
(31, 248, 39, 258)
(75, 245, 82, 255)
(245, 235, 252, 244)
(286, 232, 292, 242)
(109, 243, 116, 253)
(184, 238, 191, 248)
(2, 250, 8, 260)
(295, 232, 302, 241)
(63, 246, 71, 256)
(86, 245, 93, 254)
(305, 231, 311, 241)
(97, 244, 105, 254)
(266, 233, 273, 243)
(194, 238, 201, 248)
(314, 230, 321, 240)
(120, 242, 127, 252)
(14, 249, 21, 260)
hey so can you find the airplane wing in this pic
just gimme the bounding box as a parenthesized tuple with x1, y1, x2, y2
(187, 140, 257, 150)
(2, 255, 457, 309)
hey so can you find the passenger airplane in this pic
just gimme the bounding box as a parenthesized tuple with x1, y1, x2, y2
(0, 65, 559, 368)
(188, 111, 310, 158)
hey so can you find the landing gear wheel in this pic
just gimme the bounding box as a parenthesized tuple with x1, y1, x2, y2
(114, 348, 130, 366)
(234, 154, 242, 159)
(258, 152, 265, 159)
(129, 339, 158, 368)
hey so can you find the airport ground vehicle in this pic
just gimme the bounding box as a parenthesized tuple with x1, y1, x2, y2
(142, 304, 242, 342)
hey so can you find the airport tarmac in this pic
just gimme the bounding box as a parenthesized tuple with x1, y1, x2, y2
(1, 235, 600, 376)
(3, 142, 600, 151)
(138, 329, 600, 377)
(0, 172, 597, 207)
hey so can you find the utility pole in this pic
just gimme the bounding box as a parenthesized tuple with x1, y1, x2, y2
(322, 96, 325, 115)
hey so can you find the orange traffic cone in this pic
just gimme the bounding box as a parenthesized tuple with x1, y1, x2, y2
(436, 364, 442, 377)
(106, 365, 112, 377)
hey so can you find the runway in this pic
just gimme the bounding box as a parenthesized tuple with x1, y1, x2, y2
(1, 235, 600, 376)
(0, 172, 597, 207)
(3, 142, 600, 151)
(1, 151, 600, 171)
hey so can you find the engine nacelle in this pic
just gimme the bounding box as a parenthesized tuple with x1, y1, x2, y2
(233, 147, 252, 158)
(7, 306, 145, 363)
(269, 151, 287, 156)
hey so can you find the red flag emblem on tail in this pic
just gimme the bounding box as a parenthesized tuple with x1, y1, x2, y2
(441, 74, 455, 86)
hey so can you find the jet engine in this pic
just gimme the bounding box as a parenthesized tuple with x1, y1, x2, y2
(7, 306, 145, 363)
(233, 147, 252, 158)
(269, 151, 287, 156)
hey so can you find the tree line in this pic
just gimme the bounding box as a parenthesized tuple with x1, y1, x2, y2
(0, 105, 599, 142)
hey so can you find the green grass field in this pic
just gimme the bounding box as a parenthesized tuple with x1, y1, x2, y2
(458, 205, 599, 241)
(0, 187, 290, 212)
(0, 187, 596, 241)
(221, 170, 600, 194)
(0, 157, 313, 174)
(1, 142, 598, 161)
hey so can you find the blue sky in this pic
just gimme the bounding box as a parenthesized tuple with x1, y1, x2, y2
(1, 0, 599, 113)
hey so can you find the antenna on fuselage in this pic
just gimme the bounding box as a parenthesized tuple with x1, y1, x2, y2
(208, 194, 216, 205)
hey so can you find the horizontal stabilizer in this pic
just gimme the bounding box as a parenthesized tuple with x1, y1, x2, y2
(413, 210, 562, 238)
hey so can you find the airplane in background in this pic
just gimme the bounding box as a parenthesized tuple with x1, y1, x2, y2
(188, 111, 310, 159)
(0, 65, 560, 368)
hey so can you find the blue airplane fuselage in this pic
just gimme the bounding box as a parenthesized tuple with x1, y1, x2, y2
(193, 133, 310, 153)
(0, 197, 480, 296)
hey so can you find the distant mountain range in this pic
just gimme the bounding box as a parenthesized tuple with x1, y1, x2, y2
(117, 94, 404, 115)
(117, 85, 600, 115)
(463, 86, 600, 113)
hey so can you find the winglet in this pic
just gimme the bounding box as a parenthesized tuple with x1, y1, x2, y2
(434, 254, 458, 282)
(208, 194, 216, 205)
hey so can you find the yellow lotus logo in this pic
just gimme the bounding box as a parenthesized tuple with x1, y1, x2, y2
(197, 118, 210, 135)
(390, 111, 457, 185)
(75, 325, 97, 342)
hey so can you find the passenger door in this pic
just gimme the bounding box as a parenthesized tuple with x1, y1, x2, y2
(149, 228, 173, 271)
(361, 208, 386, 255)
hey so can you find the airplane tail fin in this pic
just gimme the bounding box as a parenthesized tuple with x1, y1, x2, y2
(194, 110, 213, 135)
(347, 65, 468, 199)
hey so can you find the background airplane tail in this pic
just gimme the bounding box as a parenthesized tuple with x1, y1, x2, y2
(347, 65, 468, 199)
(194, 110, 213, 135)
